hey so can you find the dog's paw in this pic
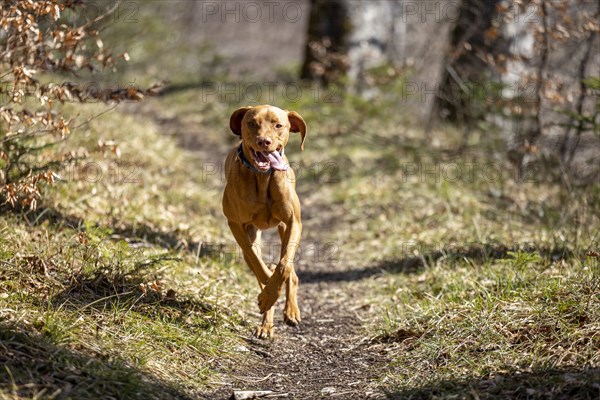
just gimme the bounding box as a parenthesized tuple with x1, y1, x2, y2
(258, 290, 275, 314)
(283, 305, 301, 327)
(258, 285, 280, 314)
(255, 324, 274, 339)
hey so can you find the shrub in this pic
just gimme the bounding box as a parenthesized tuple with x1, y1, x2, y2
(0, 0, 157, 211)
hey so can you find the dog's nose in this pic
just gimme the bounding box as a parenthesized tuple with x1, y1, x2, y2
(256, 137, 272, 148)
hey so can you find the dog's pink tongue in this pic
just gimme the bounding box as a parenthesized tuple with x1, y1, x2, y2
(266, 151, 288, 171)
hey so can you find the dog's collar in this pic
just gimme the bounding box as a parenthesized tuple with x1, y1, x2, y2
(237, 144, 284, 175)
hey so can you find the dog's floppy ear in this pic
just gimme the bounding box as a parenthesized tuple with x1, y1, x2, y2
(230, 106, 252, 136)
(288, 111, 307, 151)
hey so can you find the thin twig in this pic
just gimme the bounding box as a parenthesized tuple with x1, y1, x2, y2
(0, 260, 17, 268)
(78, 290, 135, 311)
(231, 372, 274, 383)
(71, 103, 120, 130)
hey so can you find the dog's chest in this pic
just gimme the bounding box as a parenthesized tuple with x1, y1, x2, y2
(237, 174, 288, 227)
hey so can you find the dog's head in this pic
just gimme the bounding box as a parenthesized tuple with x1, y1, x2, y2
(230, 105, 306, 172)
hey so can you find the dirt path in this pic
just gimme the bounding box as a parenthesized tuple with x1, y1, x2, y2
(201, 193, 391, 399)
(216, 284, 387, 399)
(133, 101, 391, 399)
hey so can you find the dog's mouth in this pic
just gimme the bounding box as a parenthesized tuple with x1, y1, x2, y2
(250, 147, 288, 172)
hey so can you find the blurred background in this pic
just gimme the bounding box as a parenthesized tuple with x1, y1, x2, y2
(98, 0, 599, 183)
(1, 1, 599, 398)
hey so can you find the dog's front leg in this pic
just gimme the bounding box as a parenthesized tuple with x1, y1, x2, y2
(227, 221, 273, 284)
(258, 218, 302, 320)
(228, 221, 276, 338)
(278, 223, 301, 326)
(256, 269, 276, 338)
(246, 225, 276, 338)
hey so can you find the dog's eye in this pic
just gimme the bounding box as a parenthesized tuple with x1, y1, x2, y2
(248, 121, 257, 129)
(275, 123, 283, 129)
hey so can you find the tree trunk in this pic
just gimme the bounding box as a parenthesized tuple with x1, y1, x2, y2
(300, 0, 350, 83)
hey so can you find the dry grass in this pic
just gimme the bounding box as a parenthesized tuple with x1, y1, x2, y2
(2, 84, 599, 398)
(374, 251, 599, 398)
(1, 25, 599, 397)
(267, 88, 600, 398)
(0, 101, 257, 399)
(287, 98, 600, 398)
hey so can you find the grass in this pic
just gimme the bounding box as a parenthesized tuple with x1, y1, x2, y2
(0, 100, 256, 399)
(2, 8, 599, 397)
(374, 251, 599, 397)
(2, 81, 598, 398)
(297, 98, 600, 397)
(296, 96, 600, 396)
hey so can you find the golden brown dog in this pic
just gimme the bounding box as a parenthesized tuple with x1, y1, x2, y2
(222, 105, 306, 338)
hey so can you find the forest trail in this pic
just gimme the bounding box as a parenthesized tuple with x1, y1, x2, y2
(205, 208, 391, 399)
(207, 204, 386, 399)
(139, 102, 392, 399)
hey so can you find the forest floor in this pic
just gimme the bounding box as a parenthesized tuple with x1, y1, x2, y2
(141, 99, 393, 399)
(1, 89, 599, 400)
(142, 94, 600, 400)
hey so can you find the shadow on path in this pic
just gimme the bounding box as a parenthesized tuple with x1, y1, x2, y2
(11, 205, 198, 250)
(299, 244, 575, 284)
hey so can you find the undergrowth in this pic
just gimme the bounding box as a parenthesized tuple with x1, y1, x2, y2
(0, 101, 254, 399)
(0, 23, 598, 398)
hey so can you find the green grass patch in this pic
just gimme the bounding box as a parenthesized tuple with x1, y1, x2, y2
(375, 250, 599, 397)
